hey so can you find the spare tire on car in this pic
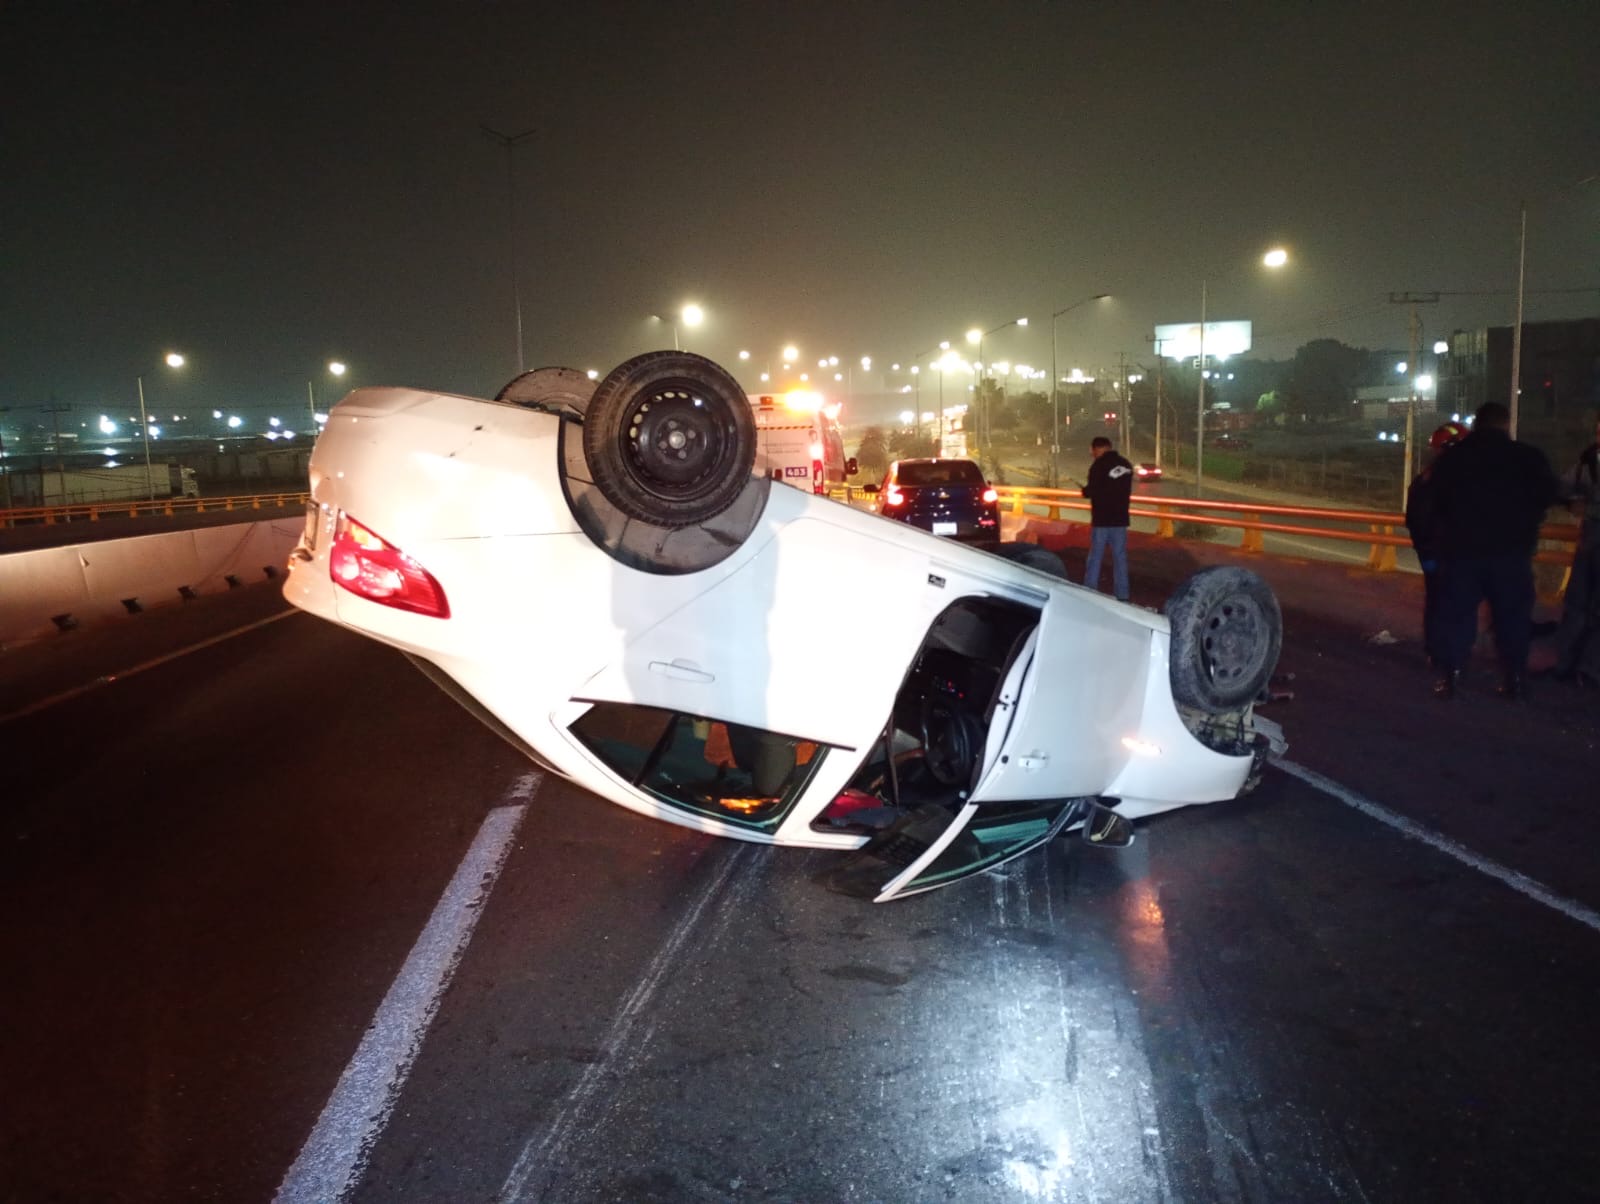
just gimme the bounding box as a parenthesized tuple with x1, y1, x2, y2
(582, 351, 757, 528)
(1164, 566, 1282, 711)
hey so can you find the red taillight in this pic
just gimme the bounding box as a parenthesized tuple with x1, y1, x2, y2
(884, 486, 905, 506)
(982, 487, 998, 503)
(328, 515, 450, 618)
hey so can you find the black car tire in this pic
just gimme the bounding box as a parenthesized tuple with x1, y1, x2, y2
(1165, 566, 1282, 711)
(987, 541, 1067, 579)
(495, 366, 596, 412)
(582, 352, 757, 529)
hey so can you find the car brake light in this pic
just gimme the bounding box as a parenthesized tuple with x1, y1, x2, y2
(982, 487, 998, 503)
(884, 486, 905, 506)
(328, 514, 450, 617)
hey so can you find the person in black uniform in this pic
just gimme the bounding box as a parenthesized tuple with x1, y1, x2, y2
(1081, 435, 1133, 602)
(1428, 402, 1564, 699)
(1405, 421, 1466, 667)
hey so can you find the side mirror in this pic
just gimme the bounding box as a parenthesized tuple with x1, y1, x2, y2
(861, 483, 880, 494)
(845, 457, 859, 476)
(1079, 800, 1134, 848)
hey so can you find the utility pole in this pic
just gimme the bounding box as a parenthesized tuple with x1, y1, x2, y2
(481, 124, 538, 374)
(1117, 351, 1130, 448)
(1388, 292, 1439, 509)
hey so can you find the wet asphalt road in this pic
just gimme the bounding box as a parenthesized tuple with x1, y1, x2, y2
(4, 573, 1600, 1203)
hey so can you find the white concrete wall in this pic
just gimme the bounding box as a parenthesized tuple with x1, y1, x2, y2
(0, 518, 301, 647)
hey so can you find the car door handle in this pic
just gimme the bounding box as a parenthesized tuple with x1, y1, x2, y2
(648, 659, 715, 683)
(1015, 754, 1048, 770)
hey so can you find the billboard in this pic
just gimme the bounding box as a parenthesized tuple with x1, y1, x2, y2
(1153, 320, 1253, 361)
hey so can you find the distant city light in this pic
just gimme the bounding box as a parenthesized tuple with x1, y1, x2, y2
(165, 352, 185, 368)
(329, 361, 347, 376)
(227, 415, 242, 428)
(1433, 340, 1449, 355)
(98, 415, 117, 434)
(1415, 374, 1435, 391)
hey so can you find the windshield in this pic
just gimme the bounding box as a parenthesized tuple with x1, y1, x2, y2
(896, 460, 986, 487)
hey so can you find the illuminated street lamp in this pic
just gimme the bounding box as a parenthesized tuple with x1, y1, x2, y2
(650, 303, 704, 351)
(681, 303, 704, 348)
(310, 360, 347, 432)
(136, 351, 184, 500)
(1196, 249, 1288, 497)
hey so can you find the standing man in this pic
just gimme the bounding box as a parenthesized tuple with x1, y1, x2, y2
(1551, 413, 1600, 684)
(1405, 421, 1466, 667)
(1428, 402, 1564, 699)
(1081, 435, 1133, 602)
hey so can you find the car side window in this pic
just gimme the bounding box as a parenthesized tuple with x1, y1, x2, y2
(569, 702, 828, 832)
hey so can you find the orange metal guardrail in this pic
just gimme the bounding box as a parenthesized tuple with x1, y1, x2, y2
(988, 484, 1579, 575)
(0, 490, 310, 528)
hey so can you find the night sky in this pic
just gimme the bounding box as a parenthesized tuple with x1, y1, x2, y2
(4, 1, 1596, 426)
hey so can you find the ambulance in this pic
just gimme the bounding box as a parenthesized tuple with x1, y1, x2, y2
(749, 390, 855, 494)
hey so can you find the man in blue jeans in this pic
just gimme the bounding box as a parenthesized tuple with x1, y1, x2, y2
(1082, 435, 1133, 602)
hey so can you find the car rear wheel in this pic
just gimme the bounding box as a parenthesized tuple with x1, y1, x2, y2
(582, 352, 756, 528)
(987, 541, 1067, 578)
(1165, 566, 1282, 711)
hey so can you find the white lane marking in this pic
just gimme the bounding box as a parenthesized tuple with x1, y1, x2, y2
(1277, 758, 1600, 935)
(275, 775, 540, 1204)
(0, 609, 300, 725)
(497, 842, 751, 1203)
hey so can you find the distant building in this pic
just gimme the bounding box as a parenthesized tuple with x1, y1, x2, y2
(1437, 317, 1600, 427)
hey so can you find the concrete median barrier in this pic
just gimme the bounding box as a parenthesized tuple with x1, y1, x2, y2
(0, 518, 300, 647)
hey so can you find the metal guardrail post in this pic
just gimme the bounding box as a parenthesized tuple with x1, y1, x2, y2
(1366, 525, 1398, 571)
(1156, 505, 1176, 539)
(1240, 513, 1265, 554)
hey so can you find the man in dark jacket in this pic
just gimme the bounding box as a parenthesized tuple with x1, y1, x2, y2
(1081, 435, 1133, 602)
(1428, 402, 1564, 698)
(1405, 421, 1466, 667)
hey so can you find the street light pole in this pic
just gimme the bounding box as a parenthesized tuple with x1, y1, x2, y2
(481, 124, 537, 374)
(136, 374, 155, 500)
(1196, 277, 1208, 498)
(1050, 294, 1110, 486)
(1509, 199, 1527, 437)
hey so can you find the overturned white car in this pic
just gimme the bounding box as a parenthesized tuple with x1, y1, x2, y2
(284, 352, 1284, 901)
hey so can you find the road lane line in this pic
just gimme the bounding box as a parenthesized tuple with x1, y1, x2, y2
(0, 609, 300, 725)
(1276, 758, 1600, 935)
(498, 841, 752, 1203)
(275, 774, 540, 1204)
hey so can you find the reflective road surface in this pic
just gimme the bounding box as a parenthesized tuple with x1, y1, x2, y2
(4, 565, 1599, 1203)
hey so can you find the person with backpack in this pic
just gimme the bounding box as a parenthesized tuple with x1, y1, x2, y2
(1428, 403, 1565, 699)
